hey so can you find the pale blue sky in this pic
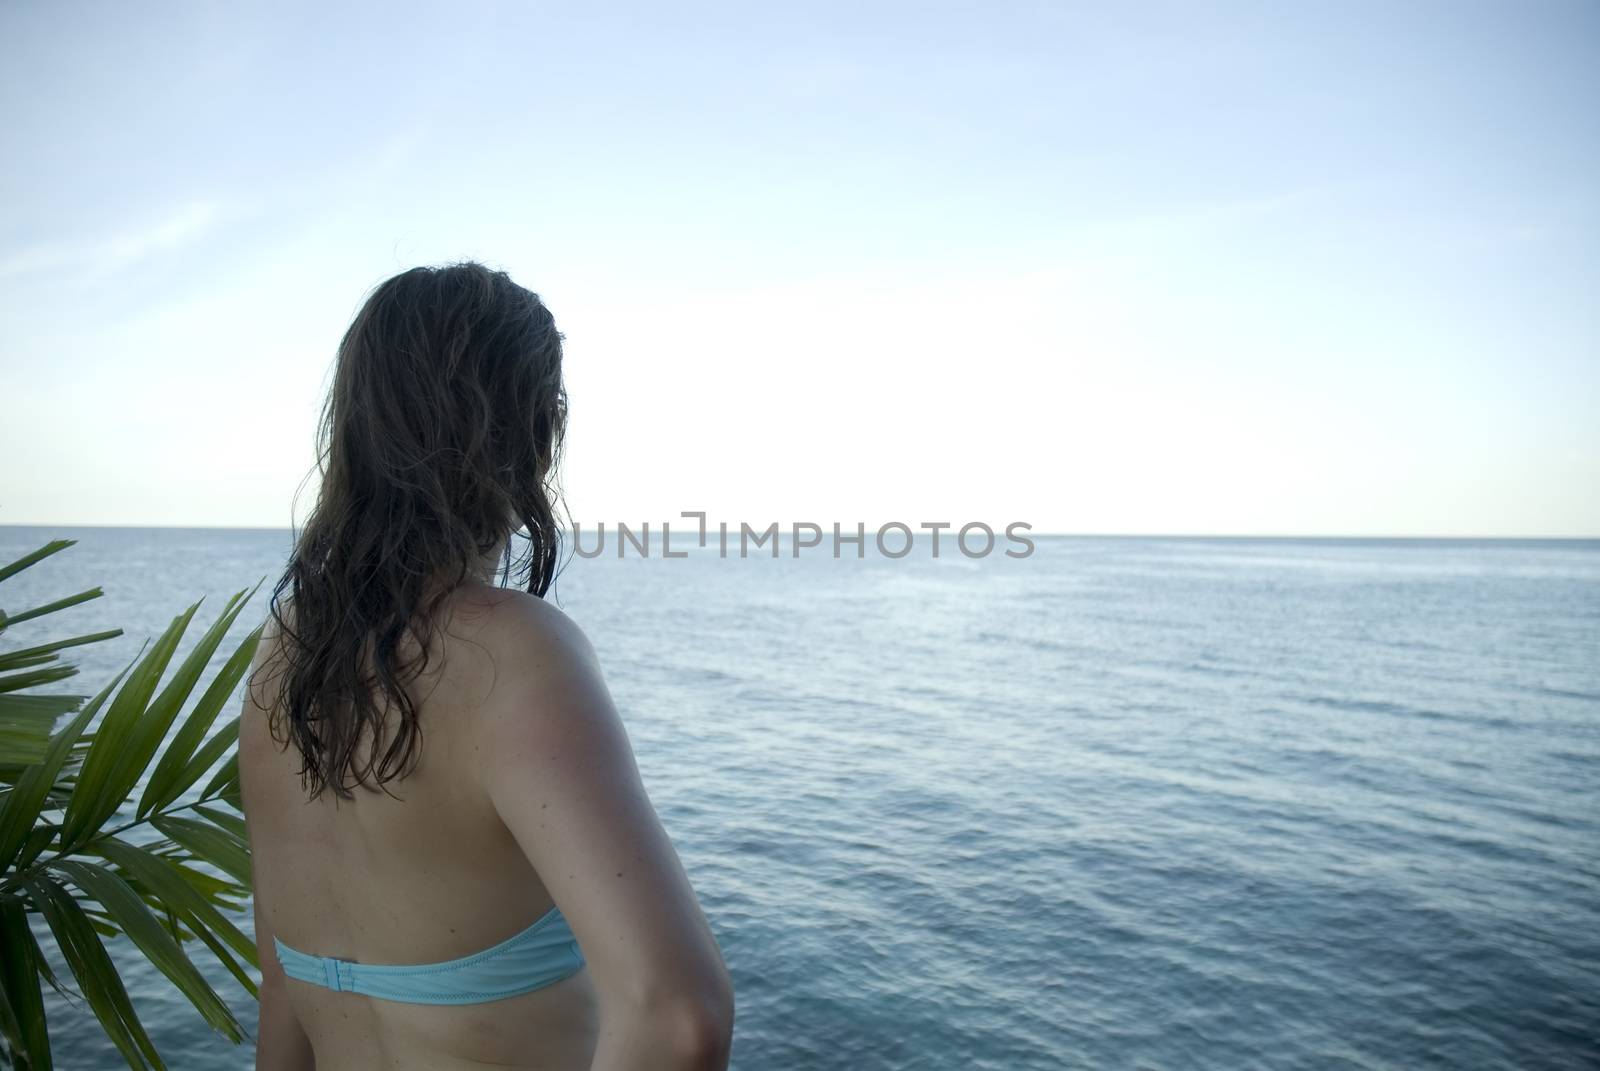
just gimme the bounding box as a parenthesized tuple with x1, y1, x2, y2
(1, 1, 1595, 535)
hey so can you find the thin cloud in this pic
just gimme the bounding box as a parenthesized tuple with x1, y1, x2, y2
(0, 201, 225, 280)
(1091, 183, 1342, 245)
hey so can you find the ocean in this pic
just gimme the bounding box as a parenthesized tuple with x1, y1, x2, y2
(2, 527, 1596, 1069)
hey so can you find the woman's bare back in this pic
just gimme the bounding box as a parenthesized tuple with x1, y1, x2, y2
(241, 583, 725, 1069)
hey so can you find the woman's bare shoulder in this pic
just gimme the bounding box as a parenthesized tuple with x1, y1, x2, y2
(239, 604, 295, 767)
(442, 583, 597, 667)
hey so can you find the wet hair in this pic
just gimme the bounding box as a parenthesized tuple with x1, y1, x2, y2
(261, 261, 566, 800)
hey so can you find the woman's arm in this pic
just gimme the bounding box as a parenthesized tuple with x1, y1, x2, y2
(475, 595, 734, 1071)
(251, 912, 315, 1071)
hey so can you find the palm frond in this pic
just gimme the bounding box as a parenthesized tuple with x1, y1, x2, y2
(0, 542, 264, 1069)
(0, 895, 52, 1069)
(25, 877, 163, 1070)
(0, 542, 122, 770)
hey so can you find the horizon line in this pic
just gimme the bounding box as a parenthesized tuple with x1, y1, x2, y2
(1, 522, 1596, 542)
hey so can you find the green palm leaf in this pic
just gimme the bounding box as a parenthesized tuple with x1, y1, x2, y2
(0, 544, 121, 772)
(0, 666, 130, 871)
(26, 877, 163, 1071)
(149, 817, 251, 887)
(48, 861, 242, 1042)
(0, 665, 78, 695)
(59, 606, 192, 850)
(1, 588, 111, 631)
(139, 612, 261, 817)
(191, 806, 246, 841)
(2, 540, 263, 1069)
(199, 754, 241, 804)
(0, 540, 75, 585)
(0, 630, 123, 671)
(95, 839, 258, 972)
(94, 842, 259, 1003)
(0, 694, 82, 766)
(0, 895, 52, 1069)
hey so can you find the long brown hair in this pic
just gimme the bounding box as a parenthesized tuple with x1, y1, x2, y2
(263, 261, 566, 800)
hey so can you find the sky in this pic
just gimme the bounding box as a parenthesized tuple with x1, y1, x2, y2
(0, 1, 1596, 536)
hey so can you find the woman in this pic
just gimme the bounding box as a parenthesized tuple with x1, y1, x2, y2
(240, 262, 734, 1070)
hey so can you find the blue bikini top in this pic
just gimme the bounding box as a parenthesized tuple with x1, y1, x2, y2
(273, 903, 585, 1005)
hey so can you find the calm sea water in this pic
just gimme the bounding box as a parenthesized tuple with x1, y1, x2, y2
(3, 527, 1596, 1070)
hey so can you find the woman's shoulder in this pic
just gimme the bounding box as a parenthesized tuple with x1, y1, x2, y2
(442, 585, 617, 755)
(445, 582, 588, 642)
(441, 583, 601, 683)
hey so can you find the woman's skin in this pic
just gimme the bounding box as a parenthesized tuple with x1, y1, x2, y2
(239, 574, 734, 1070)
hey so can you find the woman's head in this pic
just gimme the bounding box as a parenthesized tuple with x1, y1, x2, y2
(265, 261, 566, 799)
